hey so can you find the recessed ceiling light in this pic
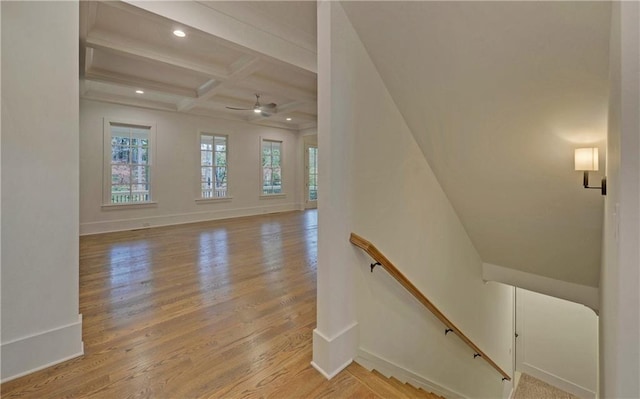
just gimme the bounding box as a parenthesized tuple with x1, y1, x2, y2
(286, 117, 292, 121)
(135, 90, 144, 94)
(173, 30, 186, 38)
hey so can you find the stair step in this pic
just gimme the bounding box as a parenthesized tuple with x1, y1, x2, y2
(420, 388, 444, 399)
(346, 362, 443, 399)
(387, 376, 427, 398)
(387, 376, 439, 399)
(347, 363, 408, 398)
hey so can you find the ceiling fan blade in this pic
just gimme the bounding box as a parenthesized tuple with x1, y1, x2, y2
(261, 103, 277, 109)
(260, 111, 271, 117)
(226, 106, 252, 111)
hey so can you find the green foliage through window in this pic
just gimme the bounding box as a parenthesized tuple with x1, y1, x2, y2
(201, 134, 228, 198)
(262, 140, 282, 195)
(110, 124, 151, 203)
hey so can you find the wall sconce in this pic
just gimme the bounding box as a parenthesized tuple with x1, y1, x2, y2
(574, 147, 606, 195)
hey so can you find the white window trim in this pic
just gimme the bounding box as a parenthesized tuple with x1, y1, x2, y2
(260, 137, 286, 198)
(102, 117, 157, 208)
(259, 193, 287, 200)
(101, 201, 158, 210)
(196, 131, 232, 202)
(195, 197, 234, 204)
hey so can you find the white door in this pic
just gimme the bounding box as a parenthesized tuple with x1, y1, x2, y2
(305, 144, 318, 209)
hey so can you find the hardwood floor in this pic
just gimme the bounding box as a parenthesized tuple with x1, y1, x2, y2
(1, 210, 438, 399)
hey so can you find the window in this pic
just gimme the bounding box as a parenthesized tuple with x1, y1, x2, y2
(261, 139, 282, 195)
(308, 146, 318, 202)
(200, 134, 228, 199)
(104, 120, 155, 205)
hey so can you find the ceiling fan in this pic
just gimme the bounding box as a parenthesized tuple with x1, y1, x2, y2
(226, 94, 277, 117)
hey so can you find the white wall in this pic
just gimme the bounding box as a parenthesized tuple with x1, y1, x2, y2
(80, 100, 303, 234)
(516, 288, 598, 398)
(314, 3, 514, 398)
(600, 2, 640, 397)
(1, 1, 83, 381)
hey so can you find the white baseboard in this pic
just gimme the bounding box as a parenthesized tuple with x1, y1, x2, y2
(482, 263, 599, 312)
(520, 363, 595, 399)
(312, 321, 358, 379)
(1, 314, 84, 382)
(80, 202, 302, 235)
(509, 371, 522, 399)
(355, 348, 467, 399)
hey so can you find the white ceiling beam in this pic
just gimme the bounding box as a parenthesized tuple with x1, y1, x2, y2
(123, 0, 317, 73)
(236, 75, 317, 104)
(84, 47, 95, 77)
(178, 81, 225, 112)
(178, 55, 263, 112)
(196, 80, 217, 97)
(229, 54, 260, 76)
(79, 1, 98, 42)
(186, 107, 266, 125)
(82, 90, 178, 112)
(199, 2, 316, 54)
(97, 1, 268, 68)
(86, 33, 229, 80)
(80, 80, 88, 97)
(85, 69, 197, 98)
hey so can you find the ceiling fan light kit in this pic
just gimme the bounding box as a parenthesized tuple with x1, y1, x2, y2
(226, 94, 277, 118)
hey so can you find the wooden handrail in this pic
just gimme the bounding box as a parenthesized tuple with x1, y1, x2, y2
(350, 232, 511, 382)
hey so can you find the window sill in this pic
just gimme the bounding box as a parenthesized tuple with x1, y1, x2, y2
(259, 193, 287, 200)
(195, 196, 233, 204)
(102, 201, 158, 210)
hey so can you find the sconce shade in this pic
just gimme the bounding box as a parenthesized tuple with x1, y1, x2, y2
(575, 148, 599, 171)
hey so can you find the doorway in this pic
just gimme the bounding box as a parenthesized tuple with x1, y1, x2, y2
(514, 288, 598, 398)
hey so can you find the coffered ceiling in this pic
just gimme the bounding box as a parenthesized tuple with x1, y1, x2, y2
(80, 1, 317, 131)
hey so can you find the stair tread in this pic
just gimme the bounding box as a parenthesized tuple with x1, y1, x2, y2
(420, 388, 446, 399)
(382, 372, 444, 399)
(347, 363, 444, 399)
(386, 376, 427, 398)
(346, 363, 409, 398)
(373, 370, 441, 399)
